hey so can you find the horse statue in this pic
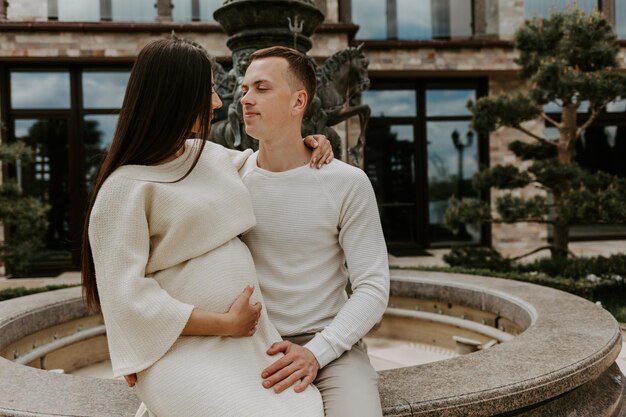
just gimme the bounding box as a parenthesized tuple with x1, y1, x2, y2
(306, 44, 370, 166)
(209, 45, 371, 166)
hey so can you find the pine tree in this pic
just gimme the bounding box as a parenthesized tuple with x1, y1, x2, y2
(0, 132, 50, 276)
(444, 9, 626, 260)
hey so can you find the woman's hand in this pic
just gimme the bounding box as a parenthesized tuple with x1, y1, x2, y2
(225, 284, 262, 337)
(303, 134, 334, 168)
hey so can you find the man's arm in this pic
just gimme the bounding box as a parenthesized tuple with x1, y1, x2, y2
(262, 169, 390, 393)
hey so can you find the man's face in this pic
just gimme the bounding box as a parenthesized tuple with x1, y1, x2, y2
(240, 57, 299, 140)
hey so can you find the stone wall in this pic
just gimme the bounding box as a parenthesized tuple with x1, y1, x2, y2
(6, 0, 47, 21)
(498, 0, 524, 40)
(488, 74, 547, 257)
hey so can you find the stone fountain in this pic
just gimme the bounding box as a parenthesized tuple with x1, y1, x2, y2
(209, 0, 371, 166)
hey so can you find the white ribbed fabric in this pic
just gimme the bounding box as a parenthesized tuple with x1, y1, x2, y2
(240, 152, 390, 369)
(89, 140, 324, 417)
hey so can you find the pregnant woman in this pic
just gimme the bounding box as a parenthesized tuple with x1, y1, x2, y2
(81, 37, 327, 417)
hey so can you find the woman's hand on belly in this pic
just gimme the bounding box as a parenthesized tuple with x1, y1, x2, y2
(225, 284, 263, 337)
(180, 284, 262, 337)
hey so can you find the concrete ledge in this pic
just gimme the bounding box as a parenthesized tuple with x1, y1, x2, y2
(0, 271, 624, 417)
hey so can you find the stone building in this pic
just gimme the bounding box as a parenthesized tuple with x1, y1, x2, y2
(0, 0, 625, 275)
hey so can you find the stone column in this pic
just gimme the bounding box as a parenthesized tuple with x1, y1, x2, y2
(156, 0, 172, 22)
(601, 0, 614, 27)
(386, 0, 397, 39)
(338, 0, 350, 23)
(47, 0, 58, 20)
(473, 0, 487, 37)
(100, 0, 111, 21)
(0, 0, 7, 20)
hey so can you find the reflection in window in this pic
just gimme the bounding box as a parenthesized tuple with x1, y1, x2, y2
(353, 0, 472, 40)
(362, 90, 416, 117)
(427, 121, 479, 244)
(351, 0, 386, 39)
(617, 2, 626, 39)
(58, 0, 100, 21)
(111, 0, 155, 21)
(11, 72, 71, 109)
(365, 124, 416, 244)
(426, 90, 475, 117)
(84, 115, 118, 197)
(201, 0, 223, 21)
(13, 119, 71, 252)
(524, 0, 598, 18)
(82, 72, 130, 109)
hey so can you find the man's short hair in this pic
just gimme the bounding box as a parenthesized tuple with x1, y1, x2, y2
(249, 46, 316, 112)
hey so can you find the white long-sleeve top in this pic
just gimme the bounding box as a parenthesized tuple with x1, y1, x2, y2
(88, 140, 255, 377)
(240, 153, 390, 369)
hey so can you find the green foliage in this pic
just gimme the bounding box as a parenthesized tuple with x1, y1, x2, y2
(0, 140, 50, 276)
(495, 194, 549, 223)
(527, 159, 581, 190)
(0, 284, 78, 302)
(473, 165, 532, 189)
(443, 197, 491, 233)
(508, 140, 557, 161)
(469, 94, 540, 135)
(443, 246, 513, 272)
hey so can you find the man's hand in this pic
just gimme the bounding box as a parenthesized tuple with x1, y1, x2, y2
(124, 374, 137, 387)
(303, 134, 334, 168)
(261, 341, 320, 393)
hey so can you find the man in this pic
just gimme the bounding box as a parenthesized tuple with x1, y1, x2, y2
(239, 46, 390, 417)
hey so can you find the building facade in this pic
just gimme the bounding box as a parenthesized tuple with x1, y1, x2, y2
(1, 0, 625, 275)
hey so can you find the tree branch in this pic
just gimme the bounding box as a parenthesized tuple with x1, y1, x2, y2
(576, 109, 600, 139)
(513, 125, 558, 147)
(540, 112, 562, 129)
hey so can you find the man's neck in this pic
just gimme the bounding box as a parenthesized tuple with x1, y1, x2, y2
(257, 130, 312, 172)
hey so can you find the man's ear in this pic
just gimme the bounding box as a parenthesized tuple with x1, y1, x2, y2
(292, 90, 308, 115)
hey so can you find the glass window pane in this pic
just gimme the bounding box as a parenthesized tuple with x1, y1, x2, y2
(525, 0, 598, 18)
(617, 1, 626, 39)
(82, 71, 130, 109)
(84, 115, 118, 197)
(201, 0, 223, 21)
(172, 0, 192, 21)
(607, 97, 626, 112)
(398, 0, 472, 40)
(11, 72, 71, 109)
(365, 124, 417, 244)
(14, 119, 72, 258)
(362, 90, 417, 117)
(426, 89, 475, 117)
(352, 0, 386, 39)
(58, 0, 100, 21)
(111, 0, 155, 21)
(427, 121, 480, 244)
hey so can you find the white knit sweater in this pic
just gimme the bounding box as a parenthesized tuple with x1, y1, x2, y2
(240, 152, 390, 368)
(89, 140, 255, 377)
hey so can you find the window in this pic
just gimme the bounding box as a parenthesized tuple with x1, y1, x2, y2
(352, 0, 473, 40)
(172, 0, 223, 21)
(361, 81, 486, 253)
(53, 0, 224, 22)
(524, 0, 599, 18)
(616, 0, 626, 38)
(5, 67, 130, 274)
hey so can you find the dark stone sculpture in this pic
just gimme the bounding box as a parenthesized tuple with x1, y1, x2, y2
(209, 0, 371, 166)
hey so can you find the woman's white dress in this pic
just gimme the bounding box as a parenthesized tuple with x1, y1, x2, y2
(89, 140, 324, 417)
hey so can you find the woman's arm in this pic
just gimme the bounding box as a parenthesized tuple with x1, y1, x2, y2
(181, 284, 262, 337)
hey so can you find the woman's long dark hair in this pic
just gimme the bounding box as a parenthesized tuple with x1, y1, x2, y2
(82, 37, 215, 311)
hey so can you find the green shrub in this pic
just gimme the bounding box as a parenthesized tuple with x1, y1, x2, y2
(0, 284, 78, 302)
(443, 246, 514, 272)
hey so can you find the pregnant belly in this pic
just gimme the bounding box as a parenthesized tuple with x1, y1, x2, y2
(152, 238, 261, 312)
